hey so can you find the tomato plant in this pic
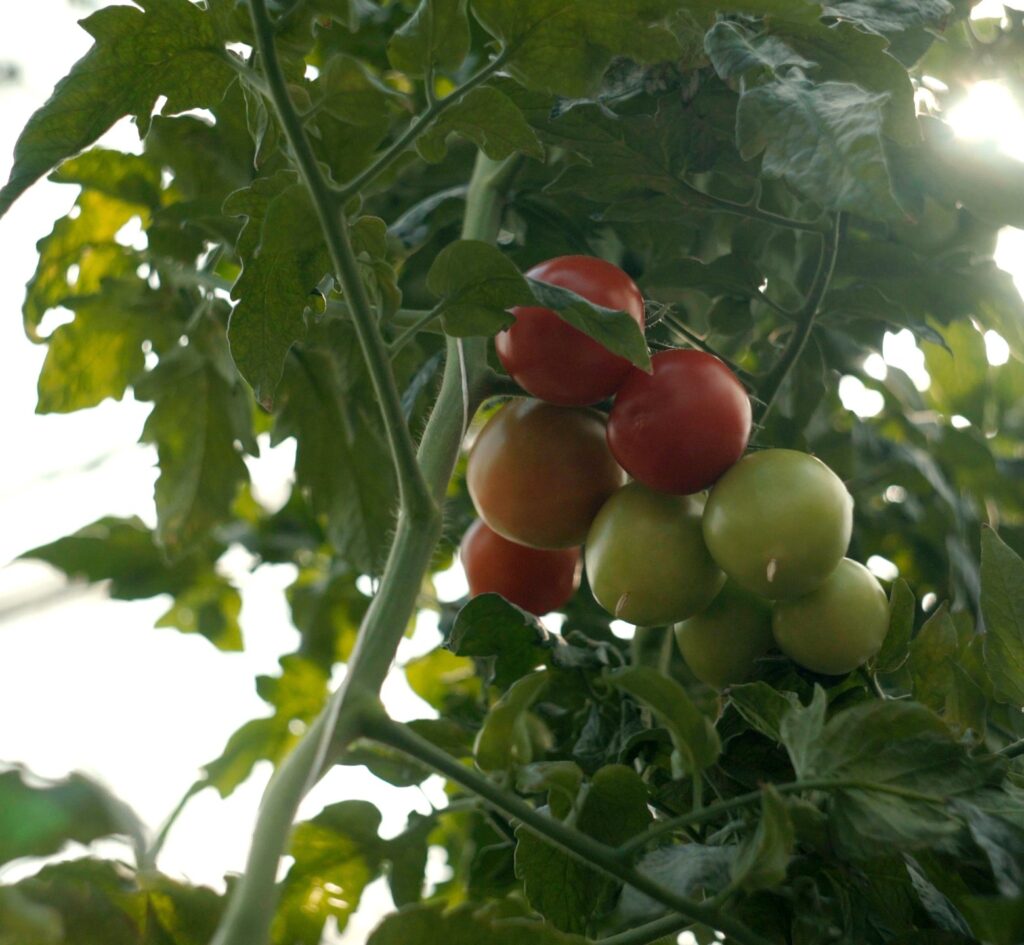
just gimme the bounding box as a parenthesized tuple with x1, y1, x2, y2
(702, 449, 854, 599)
(771, 558, 890, 676)
(607, 348, 752, 495)
(585, 482, 724, 625)
(674, 581, 774, 689)
(466, 398, 625, 549)
(460, 519, 580, 615)
(496, 255, 646, 405)
(5, 2, 1024, 945)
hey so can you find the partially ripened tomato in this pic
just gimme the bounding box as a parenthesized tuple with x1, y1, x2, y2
(467, 398, 626, 549)
(674, 581, 774, 689)
(772, 558, 889, 675)
(460, 519, 581, 615)
(702, 449, 853, 599)
(496, 256, 645, 406)
(606, 348, 751, 495)
(585, 482, 725, 626)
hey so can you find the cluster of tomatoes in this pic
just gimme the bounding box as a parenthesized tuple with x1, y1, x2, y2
(460, 256, 890, 687)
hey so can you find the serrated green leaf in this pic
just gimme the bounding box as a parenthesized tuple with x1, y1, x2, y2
(515, 764, 652, 933)
(417, 86, 543, 163)
(982, 528, 1024, 708)
(526, 277, 652, 371)
(225, 173, 330, 408)
(952, 801, 1024, 898)
(274, 801, 386, 943)
(779, 684, 827, 778)
(606, 666, 720, 775)
(49, 149, 162, 207)
(731, 786, 794, 891)
(876, 578, 915, 673)
(705, 21, 815, 79)
(447, 594, 555, 689)
(0, 767, 144, 867)
(387, 0, 470, 76)
(154, 571, 243, 652)
(729, 682, 803, 743)
(135, 325, 255, 555)
(426, 239, 533, 336)
(618, 843, 735, 924)
(908, 604, 958, 712)
(737, 78, 898, 219)
(273, 344, 397, 574)
(472, 0, 681, 97)
(201, 656, 329, 796)
(0, 0, 233, 218)
(820, 0, 952, 37)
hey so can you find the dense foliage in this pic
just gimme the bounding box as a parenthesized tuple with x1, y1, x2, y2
(4, 1, 1024, 944)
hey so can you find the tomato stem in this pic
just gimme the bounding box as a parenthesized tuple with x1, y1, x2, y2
(754, 212, 844, 427)
(675, 177, 830, 234)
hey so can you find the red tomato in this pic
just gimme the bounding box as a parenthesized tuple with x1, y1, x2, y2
(607, 348, 751, 495)
(495, 256, 645, 406)
(460, 520, 581, 615)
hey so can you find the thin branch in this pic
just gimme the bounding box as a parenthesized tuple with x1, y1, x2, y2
(661, 312, 756, 386)
(754, 212, 844, 426)
(598, 913, 696, 945)
(335, 48, 510, 205)
(675, 177, 829, 234)
(365, 714, 777, 945)
(247, 0, 433, 521)
(388, 304, 443, 358)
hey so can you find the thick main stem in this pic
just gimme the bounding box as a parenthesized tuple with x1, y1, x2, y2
(365, 715, 777, 945)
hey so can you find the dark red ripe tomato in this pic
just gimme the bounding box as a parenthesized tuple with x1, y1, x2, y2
(495, 256, 645, 406)
(607, 349, 751, 495)
(461, 520, 581, 616)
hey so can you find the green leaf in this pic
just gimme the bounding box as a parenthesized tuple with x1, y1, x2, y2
(154, 571, 243, 652)
(367, 901, 588, 945)
(385, 814, 433, 907)
(729, 683, 803, 743)
(274, 801, 386, 943)
(416, 87, 544, 163)
(273, 343, 397, 575)
(24, 190, 143, 340)
(0, 888, 62, 945)
(316, 54, 405, 130)
(426, 239, 533, 337)
(606, 666, 720, 775)
(446, 594, 555, 689)
(287, 566, 369, 668)
(952, 801, 1024, 898)
(387, 0, 470, 76)
(526, 277, 652, 372)
(472, 0, 681, 97)
(36, 285, 171, 414)
(731, 785, 794, 891)
(981, 528, 1024, 708)
(908, 604, 958, 713)
(957, 896, 1024, 945)
(201, 656, 329, 797)
(737, 78, 898, 219)
(779, 684, 827, 779)
(0, 767, 144, 867)
(705, 20, 815, 79)
(515, 764, 652, 933)
(135, 324, 255, 555)
(876, 578, 915, 673)
(49, 148, 162, 207)
(820, 0, 952, 38)
(618, 843, 735, 923)
(0, 0, 233, 218)
(224, 173, 330, 408)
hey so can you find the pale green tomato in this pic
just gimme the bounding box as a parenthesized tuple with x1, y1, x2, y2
(772, 558, 889, 676)
(674, 581, 774, 689)
(702, 449, 853, 599)
(585, 482, 725, 626)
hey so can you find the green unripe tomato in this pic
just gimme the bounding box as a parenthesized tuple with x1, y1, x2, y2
(772, 558, 889, 676)
(585, 482, 725, 625)
(702, 449, 853, 599)
(674, 581, 774, 689)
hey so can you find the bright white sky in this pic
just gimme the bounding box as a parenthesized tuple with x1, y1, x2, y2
(0, 2, 1022, 942)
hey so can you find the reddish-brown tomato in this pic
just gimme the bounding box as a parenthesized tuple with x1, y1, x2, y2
(460, 520, 581, 615)
(607, 348, 751, 495)
(496, 255, 645, 406)
(467, 398, 626, 549)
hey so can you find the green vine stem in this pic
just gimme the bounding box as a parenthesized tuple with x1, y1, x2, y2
(208, 9, 519, 945)
(675, 177, 830, 234)
(755, 212, 844, 426)
(364, 713, 778, 945)
(598, 912, 698, 945)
